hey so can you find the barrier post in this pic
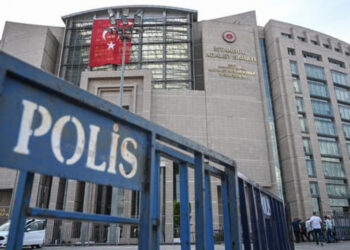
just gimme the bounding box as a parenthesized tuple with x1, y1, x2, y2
(180, 162, 191, 250)
(194, 152, 206, 250)
(7, 171, 34, 250)
(139, 133, 156, 250)
(238, 178, 251, 250)
(204, 171, 214, 250)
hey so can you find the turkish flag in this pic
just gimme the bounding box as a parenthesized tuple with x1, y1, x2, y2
(89, 19, 133, 67)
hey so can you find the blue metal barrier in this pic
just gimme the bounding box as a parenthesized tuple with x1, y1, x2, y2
(0, 52, 292, 249)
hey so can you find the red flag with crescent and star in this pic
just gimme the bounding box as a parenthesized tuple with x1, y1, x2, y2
(89, 19, 133, 67)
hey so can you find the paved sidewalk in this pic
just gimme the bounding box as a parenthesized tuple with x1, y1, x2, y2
(295, 241, 350, 250)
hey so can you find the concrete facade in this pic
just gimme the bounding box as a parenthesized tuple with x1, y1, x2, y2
(0, 5, 349, 244)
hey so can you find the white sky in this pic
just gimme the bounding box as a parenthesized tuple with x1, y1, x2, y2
(1, 0, 350, 43)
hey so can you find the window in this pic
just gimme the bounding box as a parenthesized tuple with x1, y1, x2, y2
(303, 137, 312, 155)
(305, 64, 326, 80)
(292, 77, 302, 93)
(322, 158, 345, 178)
(345, 51, 350, 56)
(339, 105, 350, 120)
(335, 87, 350, 103)
(327, 184, 348, 198)
(303, 51, 322, 61)
(299, 114, 309, 133)
(329, 58, 345, 68)
(311, 99, 333, 116)
(290, 61, 299, 75)
(298, 36, 306, 42)
(308, 80, 329, 98)
(329, 198, 349, 207)
(343, 122, 350, 138)
(323, 43, 330, 49)
(331, 71, 349, 86)
(296, 97, 305, 113)
(306, 156, 316, 177)
(335, 47, 341, 53)
(318, 137, 340, 156)
(288, 48, 296, 55)
(315, 118, 336, 136)
(311, 40, 319, 45)
(346, 141, 350, 156)
(310, 182, 320, 196)
(281, 32, 292, 39)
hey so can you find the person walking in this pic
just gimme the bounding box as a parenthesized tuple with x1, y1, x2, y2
(325, 216, 336, 243)
(300, 219, 310, 242)
(306, 218, 313, 241)
(310, 212, 323, 246)
(292, 218, 301, 243)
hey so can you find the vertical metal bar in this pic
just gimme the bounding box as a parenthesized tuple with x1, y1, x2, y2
(238, 178, 251, 250)
(280, 202, 292, 250)
(226, 168, 242, 250)
(0, 68, 6, 94)
(152, 152, 160, 250)
(275, 200, 286, 250)
(194, 152, 206, 250)
(254, 189, 268, 249)
(138, 132, 155, 250)
(204, 172, 214, 250)
(119, 38, 127, 106)
(247, 184, 260, 250)
(179, 162, 191, 250)
(270, 198, 281, 250)
(221, 176, 232, 250)
(7, 171, 34, 250)
(81, 182, 90, 245)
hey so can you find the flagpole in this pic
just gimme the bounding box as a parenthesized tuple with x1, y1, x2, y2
(109, 29, 128, 245)
(119, 38, 127, 107)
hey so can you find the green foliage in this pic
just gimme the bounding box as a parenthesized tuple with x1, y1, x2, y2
(173, 201, 192, 237)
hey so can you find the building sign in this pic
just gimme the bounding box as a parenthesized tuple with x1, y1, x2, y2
(206, 46, 257, 80)
(0, 60, 148, 191)
(208, 64, 256, 79)
(223, 31, 237, 43)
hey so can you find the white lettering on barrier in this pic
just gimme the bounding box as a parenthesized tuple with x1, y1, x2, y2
(13, 99, 138, 178)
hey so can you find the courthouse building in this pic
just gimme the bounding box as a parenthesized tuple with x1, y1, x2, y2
(0, 5, 349, 244)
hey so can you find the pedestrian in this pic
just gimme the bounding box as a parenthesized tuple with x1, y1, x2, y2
(325, 216, 336, 243)
(300, 219, 310, 242)
(310, 212, 323, 246)
(306, 218, 313, 241)
(292, 218, 301, 243)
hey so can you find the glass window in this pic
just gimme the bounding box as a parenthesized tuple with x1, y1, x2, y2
(331, 71, 349, 86)
(339, 105, 350, 120)
(322, 158, 345, 178)
(290, 61, 299, 75)
(311, 99, 333, 116)
(335, 87, 350, 103)
(312, 198, 320, 213)
(141, 44, 163, 61)
(292, 77, 301, 93)
(281, 33, 292, 39)
(315, 118, 336, 136)
(329, 58, 345, 68)
(305, 64, 326, 80)
(299, 114, 308, 133)
(303, 138, 312, 155)
(308, 80, 329, 98)
(306, 156, 316, 177)
(310, 182, 319, 196)
(296, 97, 305, 113)
(298, 36, 306, 42)
(303, 51, 322, 61)
(288, 48, 296, 55)
(343, 122, 350, 138)
(329, 198, 349, 207)
(327, 184, 348, 198)
(318, 137, 340, 156)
